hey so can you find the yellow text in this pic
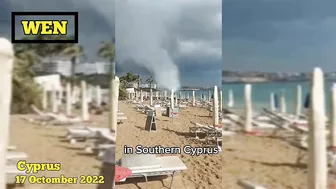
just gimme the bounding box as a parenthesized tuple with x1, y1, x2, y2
(17, 160, 61, 174)
(21, 20, 68, 35)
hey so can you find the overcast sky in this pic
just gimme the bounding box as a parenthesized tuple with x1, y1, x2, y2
(1, 0, 221, 87)
(223, 0, 336, 73)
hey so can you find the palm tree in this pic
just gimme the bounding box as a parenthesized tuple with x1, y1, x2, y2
(60, 44, 84, 88)
(12, 49, 42, 113)
(136, 75, 141, 88)
(97, 41, 115, 79)
(146, 76, 154, 89)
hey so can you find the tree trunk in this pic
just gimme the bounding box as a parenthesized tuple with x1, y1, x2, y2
(70, 56, 76, 88)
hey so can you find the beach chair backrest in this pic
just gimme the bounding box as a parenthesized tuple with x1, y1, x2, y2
(30, 105, 44, 115)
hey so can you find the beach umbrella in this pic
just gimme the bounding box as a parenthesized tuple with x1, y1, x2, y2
(66, 83, 72, 116)
(140, 90, 143, 103)
(330, 84, 336, 149)
(81, 81, 89, 121)
(109, 76, 119, 134)
(96, 85, 102, 106)
(219, 90, 223, 111)
(164, 91, 167, 99)
(212, 86, 219, 126)
(0, 38, 14, 189)
(42, 83, 48, 110)
(71, 86, 80, 104)
(280, 90, 286, 113)
(270, 92, 275, 111)
(52, 85, 58, 113)
(170, 89, 174, 109)
(58, 86, 63, 105)
(228, 89, 234, 108)
(244, 84, 252, 132)
(274, 94, 279, 109)
(192, 91, 196, 107)
(87, 86, 93, 103)
(308, 68, 327, 189)
(295, 85, 302, 118)
(149, 89, 153, 106)
(304, 92, 310, 109)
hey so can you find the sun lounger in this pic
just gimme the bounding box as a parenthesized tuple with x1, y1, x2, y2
(6, 165, 27, 184)
(6, 151, 28, 164)
(116, 154, 187, 189)
(83, 130, 116, 157)
(66, 127, 110, 143)
(7, 145, 17, 151)
(7, 151, 28, 160)
(263, 108, 308, 125)
(189, 122, 222, 141)
(237, 179, 267, 189)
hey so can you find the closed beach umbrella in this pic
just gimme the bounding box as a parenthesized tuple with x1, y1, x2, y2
(228, 89, 234, 108)
(81, 81, 89, 121)
(295, 85, 302, 118)
(244, 84, 252, 132)
(308, 68, 327, 189)
(330, 84, 336, 148)
(170, 89, 174, 109)
(270, 92, 275, 111)
(280, 91, 286, 113)
(274, 94, 279, 109)
(212, 86, 219, 126)
(304, 92, 310, 109)
(0, 38, 14, 189)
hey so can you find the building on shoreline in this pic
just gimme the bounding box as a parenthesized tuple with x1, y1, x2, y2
(32, 59, 110, 76)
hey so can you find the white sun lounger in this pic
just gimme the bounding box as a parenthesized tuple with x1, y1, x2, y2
(6, 151, 28, 165)
(6, 165, 27, 184)
(66, 127, 110, 143)
(189, 122, 222, 144)
(117, 154, 187, 189)
(7, 145, 17, 151)
(84, 130, 116, 157)
(7, 151, 28, 160)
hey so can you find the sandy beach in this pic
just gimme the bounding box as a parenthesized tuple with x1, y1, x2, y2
(8, 101, 222, 189)
(10, 99, 336, 189)
(115, 101, 222, 189)
(222, 129, 336, 189)
(8, 112, 108, 189)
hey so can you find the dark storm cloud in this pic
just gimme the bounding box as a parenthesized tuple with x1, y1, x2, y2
(3, 0, 114, 60)
(223, 0, 336, 72)
(1, 0, 221, 87)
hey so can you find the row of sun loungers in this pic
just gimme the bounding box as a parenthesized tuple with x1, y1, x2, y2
(6, 146, 28, 185)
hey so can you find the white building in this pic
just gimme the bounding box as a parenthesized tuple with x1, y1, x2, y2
(33, 59, 112, 76)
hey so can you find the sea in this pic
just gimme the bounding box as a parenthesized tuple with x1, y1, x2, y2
(222, 81, 335, 114)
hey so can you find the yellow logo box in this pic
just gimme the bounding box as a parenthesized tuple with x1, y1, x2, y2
(11, 12, 78, 43)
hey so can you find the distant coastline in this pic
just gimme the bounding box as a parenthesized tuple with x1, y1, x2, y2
(222, 70, 336, 84)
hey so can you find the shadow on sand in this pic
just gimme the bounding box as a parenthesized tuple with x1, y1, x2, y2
(116, 176, 171, 189)
(238, 157, 307, 169)
(162, 128, 195, 138)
